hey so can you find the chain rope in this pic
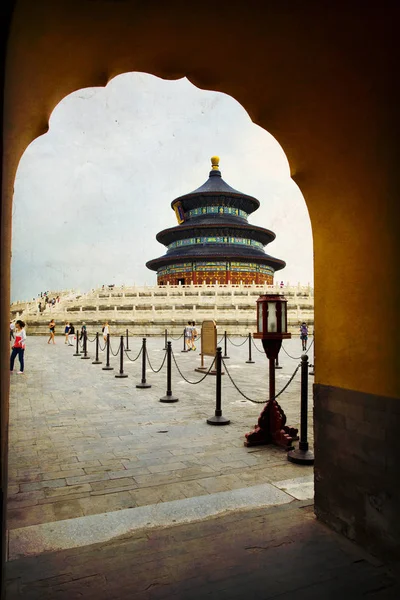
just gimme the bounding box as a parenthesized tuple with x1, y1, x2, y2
(171, 350, 216, 384)
(221, 358, 301, 404)
(124, 345, 143, 362)
(109, 338, 120, 357)
(227, 335, 248, 347)
(146, 349, 167, 373)
(169, 332, 184, 341)
(251, 337, 265, 354)
(281, 337, 315, 360)
(86, 334, 97, 343)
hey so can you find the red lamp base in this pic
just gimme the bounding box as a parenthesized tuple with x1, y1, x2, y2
(244, 399, 299, 450)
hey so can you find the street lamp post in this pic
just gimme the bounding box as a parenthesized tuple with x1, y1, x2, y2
(244, 294, 299, 449)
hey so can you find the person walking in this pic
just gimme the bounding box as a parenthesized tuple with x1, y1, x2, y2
(185, 321, 193, 351)
(48, 319, 56, 344)
(67, 322, 75, 346)
(102, 322, 109, 342)
(10, 320, 26, 374)
(79, 322, 87, 341)
(300, 322, 308, 352)
(64, 321, 70, 344)
(191, 321, 198, 351)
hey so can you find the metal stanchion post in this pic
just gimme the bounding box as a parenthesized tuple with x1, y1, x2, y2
(246, 332, 255, 364)
(181, 327, 188, 352)
(207, 347, 230, 425)
(288, 355, 314, 464)
(92, 332, 102, 364)
(73, 330, 81, 356)
(163, 329, 168, 351)
(160, 342, 178, 402)
(136, 338, 151, 388)
(115, 335, 128, 378)
(309, 332, 315, 376)
(222, 330, 230, 359)
(81, 330, 91, 359)
(125, 328, 131, 352)
(102, 333, 114, 371)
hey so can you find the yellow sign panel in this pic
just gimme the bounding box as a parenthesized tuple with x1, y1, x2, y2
(201, 320, 217, 357)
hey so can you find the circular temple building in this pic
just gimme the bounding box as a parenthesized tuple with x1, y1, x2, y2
(146, 157, 286, 285)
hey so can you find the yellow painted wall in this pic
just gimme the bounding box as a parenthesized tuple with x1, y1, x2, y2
(2, 0, 399, 399)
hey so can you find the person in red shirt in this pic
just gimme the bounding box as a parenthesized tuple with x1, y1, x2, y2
(10, 320, 26, 374)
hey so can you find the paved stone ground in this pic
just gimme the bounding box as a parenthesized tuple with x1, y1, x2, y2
(6, 501, 400, 599)
(7, 334, 400, 598)
(7, 334, 314, 532)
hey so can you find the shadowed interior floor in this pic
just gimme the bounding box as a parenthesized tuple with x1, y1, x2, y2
(6, 501, 400, 600)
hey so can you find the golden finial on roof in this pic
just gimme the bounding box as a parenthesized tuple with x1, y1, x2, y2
(211, 156, 220, 170)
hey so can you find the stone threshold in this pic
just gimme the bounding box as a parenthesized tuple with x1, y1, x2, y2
(8, 476, 314, 561)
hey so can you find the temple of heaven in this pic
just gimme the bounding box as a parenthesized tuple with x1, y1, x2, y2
(146, 157, 286, 285)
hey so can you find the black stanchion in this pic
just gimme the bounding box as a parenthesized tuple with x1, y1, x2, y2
(92, 332, 102, 365)
(222, 331, 230, 359)
(160, 342, 178, 403)
(181, 327, 188, 352)
(136, 338, 151, 389)
(81, 330, 91, 359)
(115, 335, 128, 378)
(73, 330, 81, 356)
(207, 347, 230, 425)
(275, 355, 282, 369)
(163, 328, 168, 351)
(102, 333, 114, 371)
(288, 354, 314, 465)
(309, 332, 315, 375)
(125, 328, 131, 352)
(245, 332, 255, 364)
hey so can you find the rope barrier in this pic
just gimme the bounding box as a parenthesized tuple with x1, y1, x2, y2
(146, 349, 168, 373)
(86, 334, 97, 343)
(98, 338, 106, 351)
(227, 335, 248, 347)
(217, 335, 225, 345)
(109, 339, 120, 357)
(251, 337, 265, 354)
(124, 345, 143, 362)
(171, 350, 216, 384)
(281, 337, 315, 360)
(221, 358, 301, 404)
(169, 332, 184, 341)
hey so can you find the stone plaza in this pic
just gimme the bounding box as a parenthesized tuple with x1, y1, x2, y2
(7, 333, 314, 540)
(6, 334, 400, 599)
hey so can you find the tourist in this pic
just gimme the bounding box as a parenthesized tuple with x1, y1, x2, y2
(80, 322, 87, 341)
(67, 322, 75, 346)
(102, 321, 109, 342)
(185, 321, 193, 350)
(300, 322, 308, 352)
(10, 320, 26, 374)
(64, 321, 70, 344)
(191, 321, 198, 351)
(10, 320, 15, 341)
(48, 319, 56, 344)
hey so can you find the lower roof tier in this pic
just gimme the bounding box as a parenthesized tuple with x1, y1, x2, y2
(146, 251, 286, 273)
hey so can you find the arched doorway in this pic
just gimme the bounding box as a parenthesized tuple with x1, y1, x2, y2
(2, 1, 399, 585)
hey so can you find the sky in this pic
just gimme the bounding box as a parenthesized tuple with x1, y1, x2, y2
(11, 72, 313, 302)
